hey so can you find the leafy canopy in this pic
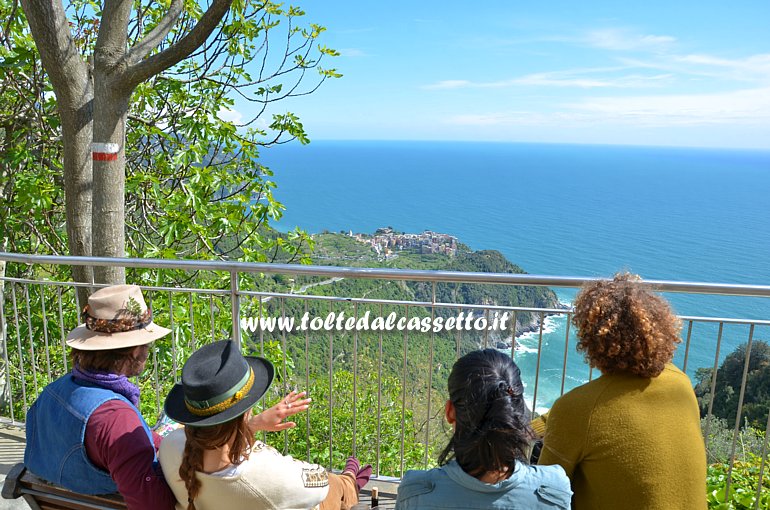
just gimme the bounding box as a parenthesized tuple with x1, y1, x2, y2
(1, 0, 341, 271)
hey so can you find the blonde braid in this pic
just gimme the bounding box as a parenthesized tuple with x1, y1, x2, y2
(178, 415, 257, 510)
(179, 429, 204, 510)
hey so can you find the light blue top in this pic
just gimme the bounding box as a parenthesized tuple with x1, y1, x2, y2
(395, 459, 572, 510)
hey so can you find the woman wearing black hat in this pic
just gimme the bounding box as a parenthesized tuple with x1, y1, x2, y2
(159, 340, 370, 510)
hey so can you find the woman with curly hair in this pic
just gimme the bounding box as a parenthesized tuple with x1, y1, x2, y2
(539, 273, 707, 509)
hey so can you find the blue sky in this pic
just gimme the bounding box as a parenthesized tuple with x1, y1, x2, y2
(229, 1, 770, 149)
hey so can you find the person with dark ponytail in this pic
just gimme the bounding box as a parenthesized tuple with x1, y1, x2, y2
(395, 349, 572, 509)
(159, 340, 371, 510)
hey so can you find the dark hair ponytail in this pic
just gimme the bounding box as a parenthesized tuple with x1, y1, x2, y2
(438, 349, 532, 479)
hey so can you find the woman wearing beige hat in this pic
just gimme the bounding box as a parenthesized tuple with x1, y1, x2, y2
(24, 284, 178, 509)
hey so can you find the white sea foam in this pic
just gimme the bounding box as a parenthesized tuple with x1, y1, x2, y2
(514, 344, 538, 354)
(564, 374, 589, 385)
(516, 313, 564, 342)
(523, 398, 551, 416)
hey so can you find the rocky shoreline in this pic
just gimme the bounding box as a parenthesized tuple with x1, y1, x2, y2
(493, 301, 571, 350)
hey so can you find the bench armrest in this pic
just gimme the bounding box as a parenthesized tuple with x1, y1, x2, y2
(1, 463, 27, 500)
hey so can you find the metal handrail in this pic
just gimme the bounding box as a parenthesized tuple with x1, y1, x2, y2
(1, 251, 769, 502)
(2, 252, 769, 297)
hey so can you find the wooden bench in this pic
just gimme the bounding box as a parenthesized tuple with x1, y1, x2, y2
(2, 462, 397, 510)
(1, 463, 127, 510)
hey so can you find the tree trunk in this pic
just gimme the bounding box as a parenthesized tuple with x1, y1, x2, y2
(60, 92, 96, 303)
(19, 0, 95, 303)
(22, 0, 235, 289)
(90, 0, 133, 285)
(91, 85, 129, 285)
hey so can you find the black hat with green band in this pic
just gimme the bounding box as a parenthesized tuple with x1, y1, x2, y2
(164, 339, 274, 427)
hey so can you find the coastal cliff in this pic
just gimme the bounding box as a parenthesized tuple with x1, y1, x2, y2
(308, 230, 563, 349)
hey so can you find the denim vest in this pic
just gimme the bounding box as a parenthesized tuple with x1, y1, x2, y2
(24, 375, 155, 495)
(396, 459, 572, 510)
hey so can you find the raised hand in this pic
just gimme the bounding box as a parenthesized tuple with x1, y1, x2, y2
(248, 390, 311, 432)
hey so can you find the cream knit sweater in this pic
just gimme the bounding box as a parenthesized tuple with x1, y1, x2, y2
(159, 428, 329, 510)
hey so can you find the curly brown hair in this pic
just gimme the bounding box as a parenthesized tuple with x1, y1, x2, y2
(71, 345, 148, 376)
(572, 273, 681, 378)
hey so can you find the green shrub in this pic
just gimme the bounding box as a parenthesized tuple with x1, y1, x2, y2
(702, 416, 766, 464)
(707, 454, 770, 509)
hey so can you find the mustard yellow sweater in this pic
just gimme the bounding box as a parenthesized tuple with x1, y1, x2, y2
(539, 363, 707, 510)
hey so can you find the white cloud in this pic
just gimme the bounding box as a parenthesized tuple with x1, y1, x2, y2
(217, 107, 243, 125)
(423, 70, 671, 90)
(424, 49, 770, 94)
(584, 28, 676, 51)
(513, 72, 671, 88)
(673, 53, 770, 81)
(567, 87, 770, 125)
(445, 88, 770, 128)
(339, 48, 368, 57)
(423, 80, 473, 90)
(617, 52, 770, 84)
(448, 113, 514, 126)
(447, 112, 558, 126)
(428, 29, 770, 140)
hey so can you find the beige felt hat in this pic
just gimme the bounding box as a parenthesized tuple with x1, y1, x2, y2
(66, 284, 171, 350)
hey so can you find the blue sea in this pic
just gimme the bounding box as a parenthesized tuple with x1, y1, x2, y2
(261, 140, 770, 411)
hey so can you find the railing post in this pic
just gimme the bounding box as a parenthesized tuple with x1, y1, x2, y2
(0, 257, 9, 421)
(231, 271, 240, 346)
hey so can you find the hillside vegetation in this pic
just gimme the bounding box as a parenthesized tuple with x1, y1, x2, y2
(242, 231, 561, 473)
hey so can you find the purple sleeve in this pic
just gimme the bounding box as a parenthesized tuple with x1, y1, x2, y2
(85, 400, 177, 510)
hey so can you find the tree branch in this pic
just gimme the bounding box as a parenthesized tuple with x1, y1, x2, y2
(94, 0, 132, 71)
(125, 0, 183, 63)
(18, 0, 88, 106)
(1, 0, 19, 47)
(122, 0, 233, 91)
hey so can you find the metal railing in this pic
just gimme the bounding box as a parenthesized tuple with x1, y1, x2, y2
(0, 253, 768, 506)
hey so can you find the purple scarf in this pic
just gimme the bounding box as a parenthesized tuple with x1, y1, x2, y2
(72, 364, 141, 407)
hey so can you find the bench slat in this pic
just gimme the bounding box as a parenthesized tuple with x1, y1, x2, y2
(4, 463, 399, 509)
(2, 464, 127, 510)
